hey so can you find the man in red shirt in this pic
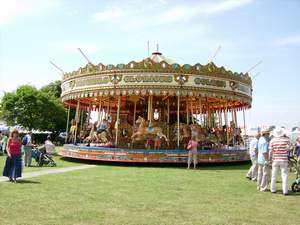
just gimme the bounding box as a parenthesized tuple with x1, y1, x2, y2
(268, 127, 291, 195)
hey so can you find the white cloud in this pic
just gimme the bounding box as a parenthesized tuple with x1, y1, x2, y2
(0, 0, 61, 27)
(89, 0, 253, 29)
(273, 35, 300, 46)
(158, 0, 253, 24)
(158, 6, 191, 23)
(91, 7, 123, 23)
(202, 0, 254, 15)
(66, 9, 79, 16)
(49, 41, 102, 54)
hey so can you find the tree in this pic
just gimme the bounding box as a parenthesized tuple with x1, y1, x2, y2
(40, 80, 62, 98)
(0, 84, 67, 133)
(1, 85, 44, 130)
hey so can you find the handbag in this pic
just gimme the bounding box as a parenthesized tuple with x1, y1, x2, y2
(187, 142, 192, 150)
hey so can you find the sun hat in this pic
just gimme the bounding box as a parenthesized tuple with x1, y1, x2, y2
(272, 127, 286, 138)
(261, 128, 271, 134)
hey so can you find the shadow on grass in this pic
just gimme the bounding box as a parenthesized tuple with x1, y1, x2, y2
(17, 179, 41, 184)
(59, 156, 251, 170)
(269, 191, 300, 197)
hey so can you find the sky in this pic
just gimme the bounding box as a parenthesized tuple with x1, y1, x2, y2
(0, 0, 300, 129)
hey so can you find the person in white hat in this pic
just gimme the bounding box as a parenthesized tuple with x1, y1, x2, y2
(268, 127, 291, 195)
(257, 128, 271, 191)
(246, 133, 260, 181)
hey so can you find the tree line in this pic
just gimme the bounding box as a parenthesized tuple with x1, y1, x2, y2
(0, 80, 70, 134)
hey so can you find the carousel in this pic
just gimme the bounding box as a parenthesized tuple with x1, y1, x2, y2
(59, 50, 252, 163)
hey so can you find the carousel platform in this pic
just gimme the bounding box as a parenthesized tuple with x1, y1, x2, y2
(59, 144, 250, 163)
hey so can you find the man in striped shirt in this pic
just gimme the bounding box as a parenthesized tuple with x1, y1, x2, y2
(268, 127, 291, 195)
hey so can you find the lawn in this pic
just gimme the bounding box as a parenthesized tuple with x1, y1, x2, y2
(0, 147, 86, 173)
(0, 158, 299, 225)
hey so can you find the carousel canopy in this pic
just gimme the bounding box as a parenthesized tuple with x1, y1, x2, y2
(61, 51, 252, 110)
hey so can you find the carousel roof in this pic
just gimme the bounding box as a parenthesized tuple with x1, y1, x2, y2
(145, 52, 174, 64)
(62, 52, 252, 86)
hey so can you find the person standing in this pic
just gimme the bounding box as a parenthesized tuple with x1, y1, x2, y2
(269, 127, 291, 195)
(257, 128, 270, 192)
(2, 133, 8, 154)
(246, 134, 260, 181)
(23, 131, 33, 167)
(45, 135, 55, 154)
(154, 135, 161, 150)
(295, 136, 300, 178)
(187, 136, 198, 169)
(2, 129, 22, 182)
(0, 131, 3, 155)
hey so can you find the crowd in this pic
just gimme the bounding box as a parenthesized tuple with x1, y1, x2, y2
(2, 126, 300, 188)
(246, 127, 300, 195)
(1, 129, 55, 183)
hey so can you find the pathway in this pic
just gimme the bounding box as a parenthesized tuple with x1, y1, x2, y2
(0, 165, 97, 182)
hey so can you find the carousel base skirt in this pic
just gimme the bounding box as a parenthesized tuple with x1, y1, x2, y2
(59, 144, 250, 163)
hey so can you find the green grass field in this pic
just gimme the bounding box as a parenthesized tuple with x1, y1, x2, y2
(0, 154, 299, 225)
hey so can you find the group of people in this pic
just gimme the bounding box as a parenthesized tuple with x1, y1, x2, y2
(1, 129, 55, 183)
(246, 127, 300, 195)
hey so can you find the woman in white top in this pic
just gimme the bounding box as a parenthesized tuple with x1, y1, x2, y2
(45, 135, 55, 154)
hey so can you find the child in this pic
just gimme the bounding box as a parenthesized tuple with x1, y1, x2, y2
(146, 136, 153, 150)
(154, 135, 161, 150)
(187, 136, 198, 169)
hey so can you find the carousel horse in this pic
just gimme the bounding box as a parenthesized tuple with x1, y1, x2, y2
(82, 121, 112, 144)
(83, 122, 99, 143)
(172, 123, 191, 143)
(232, 127, 244, 145)
(98, 120, 112, 143)
(189, 125, 220, 146)
(131, 116, 169, 144)
(214, 126, 226, 146)
(189, 124, 206, 142)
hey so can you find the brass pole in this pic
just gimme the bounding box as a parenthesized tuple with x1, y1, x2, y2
(98, 100, 102, 122)
(234, 108, 238, 127)
(225, 102, 229, 146)
(191, 99, 195, 124)
(107, 98, 111, 120)
(186, 98, 189, 124)
(115, 95, 121, 146)
(177, 95, 180, 148)
(74, 100, 80, 144)
(147, 96, 151, 121)
(167, 97, 170, 124)
(80, 109, 84, 134)
(65, 105, 70, 143)
(219, 110, 223, 126)
(206, 99, 210, 128)
(133, 100, 137, 125)
(198, 97, 202, 125)
(243, 107, 247, 136)
(150, 95, 153, 123)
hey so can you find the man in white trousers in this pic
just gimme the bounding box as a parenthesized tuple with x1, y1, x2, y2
(269, 127, 291, 195)
(257, 129, 270, 192)
(246, 133, 260, 181)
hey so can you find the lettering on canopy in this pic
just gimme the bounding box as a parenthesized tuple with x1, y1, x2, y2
(194, 78, 226, 88)
(124, 75, 173, 83)
(75, 76, 110, 87)
(236, 84, 251, 95)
